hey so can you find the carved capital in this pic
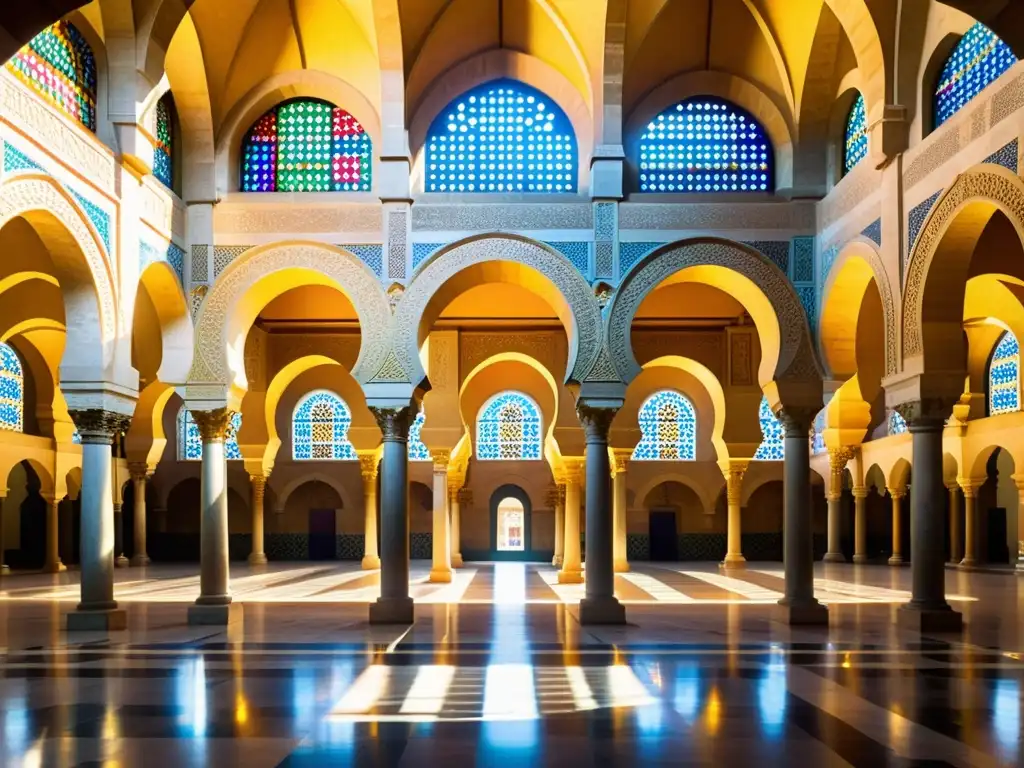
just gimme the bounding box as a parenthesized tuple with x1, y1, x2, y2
(249, 474, 266, 503)
(69, 409, 132, 444)
(191, 408, 236, 442)
(958, 480, 979, 499)
(887, 487, 905, 501)
(563, 459, 584, 485)
(894, 400, 948, 430)
(576, 403, 617, 443)
(776, 406, 818, 438)
(369, 405, 415, 441)
(431, 449, 451, 471)
(358, 452, 380, 482)
(724, 466, 746, 505)
(851, 486, 869, 500)
(128, 462, 153, 483)
(611, 449, 630, 475)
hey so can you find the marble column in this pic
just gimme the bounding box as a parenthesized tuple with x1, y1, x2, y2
(0, 496, 7, 574)
(449, 485, 464, 567)
(43, 495, 65, 573)
(1012, 474, 1024, 573)
(947, 484, 962, 564)
(358, 453, 380, 569)
(897, 407, 961, 632)
(611, 451, 630, 573)
(776, 408, 828, 625)
(429, 450, 452, 583)
(248, 474, 268, 565)
(551, 484, 565, 567)
(188, 408, 240, 626)
(369, 406, 414, 624)
(129, 466, 151, 566)
(66, 409, 130, 631)
(558, 461, 583, 584)
(887, 488, 905, 565)
(852, 487, 869, 564)
(721, 461, 747, 568)
(113, 502, 129, 568)
(824, 448, 855, 562)
(577, 404, 625, 625)
(959, 481, 978, 568)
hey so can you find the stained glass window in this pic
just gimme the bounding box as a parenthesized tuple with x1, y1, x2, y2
(178, 407, 242, 461)
(844, 93, 868, 174)
(292, 390, 357, 460)
(936, 23, 1017, 127)
(887, 410, 908, 436)
(989, 331, 1021, 415)
(0, 343, 24, 433)
(632, 390, 696, 461)
(425, 80, 577, 193)
(241, 99, 372, 192)
(154, 94, 174, 189)
(476, 391, 542, 460)
(639, 97, 772, 193)
(811, 409, 827, 455)
(408, 410, 430, 461)
(753, 396, 785, 460)
(5, 21, 97, 131)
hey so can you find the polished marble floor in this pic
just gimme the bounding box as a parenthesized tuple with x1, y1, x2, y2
(0, 561, 1021, 766)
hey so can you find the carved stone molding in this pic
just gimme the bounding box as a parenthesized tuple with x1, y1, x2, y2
(213, 203, 381, 234)
(370, 406, 415, 441)
(191, 408, 236, 442)
(894, 399, 948, 428)
(69, 410, 132, 444)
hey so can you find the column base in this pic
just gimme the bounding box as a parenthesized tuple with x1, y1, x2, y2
(613, 560, 630, 573)
(44, 560, 66, 574)
(429, 567, 453, 583)
(888, 554, 904, 566)
(852, 554, 868, 564)
(130, 554, 151, 567)
(369, 596, 414, 625)
(721, 554, 746, 569)
(451, 554, 464, 568)
(188, 602, 243, 626)
(557, 568, 583, 584)
(66, 607, 127, 632)
(774, 600, 829, 626)
(823, 552, 846, 563)
(958, 558, 977, 569)
(896, 604, 962, 633)
(579, 596, 626, 625)
(115, 556, 129, 568)
(248, 552, 268, 565)
(360, 555, 380, 570)
(552, 555, 563, 567)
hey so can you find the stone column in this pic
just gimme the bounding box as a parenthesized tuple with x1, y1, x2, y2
(248, 474, 268, 565)
(449, 485, 464, 567)
(59, 499, 73, 566)
(577, 404, 625, 625)
(947, 484, 962, 564)
(776, 408, 828, 625)
(896, 406, 961, 632)
(129, 465, 151, 566)
(852, 487, 869, 564)
(558, 461, 583, 584)
(358, 453, 380, 569)
(429, 450, 452, 583)
(959, 481, 978, 568)
(113, 502, 129, 568)
(188, 408, 240, 626)
(1012, 474, 1024, 573)
(66, 410, 130, 631)
(551, 484, 565, 567)
(43, 495, 66, 573)
(721, 461, 747, 568)
(368, 406, 414, 624)
(824, 447, 855, 562)
(887, 488, 905, 565)
(0, 495, 7, 575)
(611, 450, 630, 573)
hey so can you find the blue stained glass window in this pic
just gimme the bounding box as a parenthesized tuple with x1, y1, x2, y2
(632, 390, 696, 461)
(753, 396, 785, 460)
(154, 94, 174, 189)
(0, 343, 24, 432)
(639, 97, 772, 193)
(888, 410, 908, 436)
(178, 407, 242, 461)
(989, 331, 1020, 415)
(476, 391, 543, 460)
(811, 409, 827, 455)
(844, 93, 868, 173)
(292, 390, 357, 460)
(425, 80, 577, 193)
(936, 23, 1017, 126)
(408, 410, 430, 461)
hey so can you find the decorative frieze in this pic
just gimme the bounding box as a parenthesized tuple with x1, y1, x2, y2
(412, 203, 592, 231)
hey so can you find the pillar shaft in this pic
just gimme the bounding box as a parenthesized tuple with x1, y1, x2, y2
(722, 462, 747, 566)
(960, 484, 978, 566)
(429, 451, 452, 583)
(612, 452, 629, 573)
(195, 412, 232, 606)
(824, 447, 854, 562)
(0, 496, 7, 574)
(947, 485, 962, 564)
(113, 502, 128, 567)
(130, 469, 150, 566)
(552, 484, 565, 567)
(359, 453, 380, 569)
(450, 487, 463, 567)
(559, 466, 583, 583)
(887, 490, 904, 565)
(852, 488, 868, 564)
(44, 496, 65, 573)
(248, 474, 267, 565)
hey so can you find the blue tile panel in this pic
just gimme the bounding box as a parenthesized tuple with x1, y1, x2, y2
(743, 241, 789, 274)
(984, 139, 1019, 173)
(861, 218, 882, 247)
(545, 241, 589, 276)
(342, 244, 384, 276)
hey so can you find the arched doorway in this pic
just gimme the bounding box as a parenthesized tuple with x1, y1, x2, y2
(489, 485, 533, 561)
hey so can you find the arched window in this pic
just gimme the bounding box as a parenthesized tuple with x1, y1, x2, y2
(241, 99, 372, 192)
(425, 80, 577, 193)
(844, 93, 868, 174)
(0, 343, 24, 433)
(753, 396, 784, 460)
(638, 97, 772, 193)
(153, 93, 176, 190)
(632, 390, 696, 461)
(989, 331, 1021, 415)
(6, 20, 97, 132)
(292, 390, 357, 460)
(408, 410, 430, 461)
(178, 407, 242, 461)
(887, 410, 908, 436)
(936, 23, 1017, 127)
(476, 391, 543, 460)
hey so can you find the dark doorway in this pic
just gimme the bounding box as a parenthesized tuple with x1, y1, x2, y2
(649, 509, 679, 561)
(985, 506, 1008, 564)
(308, 509, 337, 560)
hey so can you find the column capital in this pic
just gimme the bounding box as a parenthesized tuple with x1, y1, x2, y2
(249, 473, 267, 500)
(128, 462, 153, 482)
(576, 403, 618, 443)
(886, 486, 905, 501)
(369, 405, 415, 441)
(851, 486, 870, 500)
(1011, 473, 1024, 493)
(723, 464, 746, 505)
(957, 478, 981, 498)
(894, 400, 948, 430)
(191, 408, 236, 442)
(69, 409, 132, 444)
(563, 458, 584, 485)
(358, 451, 380, 481)
(431, 449, 451, 471)
(611, 449, 630, 475)
(777, 406, 818, 437)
